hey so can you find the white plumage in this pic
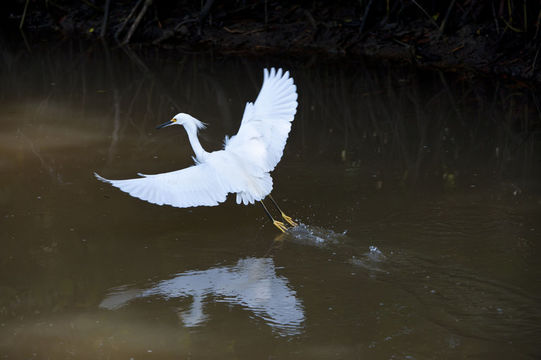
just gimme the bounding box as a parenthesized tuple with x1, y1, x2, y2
(95, 67, 298, 209)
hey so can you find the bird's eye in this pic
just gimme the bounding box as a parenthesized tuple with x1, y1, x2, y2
(171, 118, 177, 123)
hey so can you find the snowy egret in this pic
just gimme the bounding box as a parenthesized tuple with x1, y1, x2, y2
(95, 67, 298, 232)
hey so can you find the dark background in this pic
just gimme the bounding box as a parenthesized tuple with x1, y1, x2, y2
(3, 0, 541, 82)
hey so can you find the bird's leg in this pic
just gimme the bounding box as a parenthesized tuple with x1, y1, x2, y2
(260, 201, 288, 233)
(268, 195, 298, 227)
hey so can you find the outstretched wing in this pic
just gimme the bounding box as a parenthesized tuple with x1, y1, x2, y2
(225, 68, 298, 173)
(95, 163, 230, 208)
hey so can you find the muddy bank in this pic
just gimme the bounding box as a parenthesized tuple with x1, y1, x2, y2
(4, 1, 541, 83)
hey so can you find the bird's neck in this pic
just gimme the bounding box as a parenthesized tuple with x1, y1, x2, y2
(186, 127, 208, 162)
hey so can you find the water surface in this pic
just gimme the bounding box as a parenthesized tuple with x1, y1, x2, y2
(1, 42, 540, 359)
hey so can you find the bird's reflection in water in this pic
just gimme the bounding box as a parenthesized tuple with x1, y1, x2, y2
(100, 257, 304, 335)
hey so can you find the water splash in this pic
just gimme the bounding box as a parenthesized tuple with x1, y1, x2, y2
(285, 223, 348, 248)
(349, 245, 388, 273)
(368, 245, 386, 261)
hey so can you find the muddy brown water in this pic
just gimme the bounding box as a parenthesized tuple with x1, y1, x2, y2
(1, 43, 541, 359)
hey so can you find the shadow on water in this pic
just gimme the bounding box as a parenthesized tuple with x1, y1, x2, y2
(100, 257, 304, 336)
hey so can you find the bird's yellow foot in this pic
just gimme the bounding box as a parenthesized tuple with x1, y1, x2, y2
(273, 220, 288, 233)
(281, 213, 298, 227)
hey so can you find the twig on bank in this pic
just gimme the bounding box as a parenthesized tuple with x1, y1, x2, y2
(19, 0, 30, 29)
(534, 9, 541, 40)
(492, 1, 500, 34)
(502, 17, 523, 32)
(100, 0, 111, 38)
(450, 44, 464, 53)
(410, 0, 439, 30)
(439, 0, 456, 34)
(19, 29, 31, 52)
(359, 0, 374, 34)
(115, 0, 144, 42)
(199, 0, 215, 23)
(198, 0, 216, 34)
(223, 26, 265, 35)
(123, 0, 152, 45)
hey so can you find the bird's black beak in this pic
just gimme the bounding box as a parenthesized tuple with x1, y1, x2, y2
(156, 119, 176, 129)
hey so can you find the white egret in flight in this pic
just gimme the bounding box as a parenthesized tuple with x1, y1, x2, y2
(95, 67, 298, 232)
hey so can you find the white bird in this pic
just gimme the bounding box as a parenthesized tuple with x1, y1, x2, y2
(95, 67, 298, 232)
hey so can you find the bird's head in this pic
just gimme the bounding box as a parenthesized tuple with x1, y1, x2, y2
(156, 113, 207, 131)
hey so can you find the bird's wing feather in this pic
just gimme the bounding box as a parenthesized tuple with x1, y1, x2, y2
(225, 67, 298, 173)
(95, 162, 231, 208)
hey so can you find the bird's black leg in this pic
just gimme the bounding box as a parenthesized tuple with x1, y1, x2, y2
(260, 200, 288, 233)
(268, 195, 298, 227)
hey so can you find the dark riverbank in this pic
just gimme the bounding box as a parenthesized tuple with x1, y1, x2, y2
(3, 1, 541, 83)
